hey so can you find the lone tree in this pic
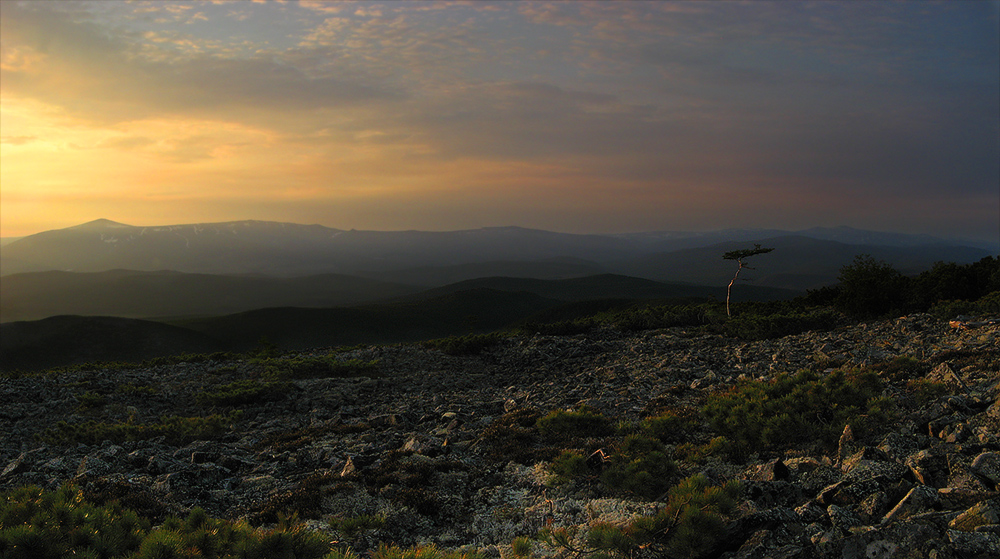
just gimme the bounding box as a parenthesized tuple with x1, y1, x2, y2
(723, 244, 774, 317)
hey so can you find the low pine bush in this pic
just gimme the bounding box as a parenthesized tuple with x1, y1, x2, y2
(540, 474, 741, 559)
(38, 411, 243, 446)
(722, 308, 839, 340)
(536, 406, 615, 441)
(477, 408, 543, 463)
(0, 485, 149, 559)
(369, 543, 484, 559)
(196, 379, 291, 407)
(702, 368, 888, 456)
(640, 407, 700, 444)
(548, 450, 589, 485)
(1, 485, 413, 559)
(599, 434, 678, 499)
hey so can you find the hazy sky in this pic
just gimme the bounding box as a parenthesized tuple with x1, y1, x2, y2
(1, 1, 998, 240)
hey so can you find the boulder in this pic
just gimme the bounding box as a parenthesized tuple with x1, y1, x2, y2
(970, 452, 1000, 489)
(883, 485, 939, 523)
(950, 501, 1000, 532)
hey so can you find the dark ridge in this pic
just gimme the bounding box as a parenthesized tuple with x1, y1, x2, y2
(0, 315, 224, 372)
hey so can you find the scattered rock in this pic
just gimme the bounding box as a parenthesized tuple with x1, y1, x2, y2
(0, 316, 996, 556)
(950, 501, 1000, 532)
(971, 452, 1000, 489)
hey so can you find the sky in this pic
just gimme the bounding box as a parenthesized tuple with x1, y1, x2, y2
(1, 0, 998, 241)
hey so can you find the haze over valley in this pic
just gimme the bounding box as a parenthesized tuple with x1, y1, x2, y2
(1, 216, 994, 372)
(2, 217, 993, 321)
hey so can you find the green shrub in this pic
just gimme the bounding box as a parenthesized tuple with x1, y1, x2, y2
(517, 319, 596, 336)
(146, 352, 238, 367)
(929, 290, 1000, 319)
(116, 383, 157, 396)
(196, 379, 291, 407)
(912, 257, 1000, 311)
(906, 378, 950, 405)
(329, 514, 385, 539)
(541, 475, 741, 559)
(369, 543, 483, 559)
(548, 450, 589, 485)
(722, 308, 839, 340)
(510, 536, 534, 558)
(477, 408, 543, 464)
(1, 485, 335, 559)
(75, 391, 108, 411)
(39, 411, 242, 446)
(596, 303, 724, 333)
(392, 487, 441, 517)
(537, 407, 615, 441)
(640, 408, 700, 444)
(0, 485, 149, 559)
(676, 436, 734, 463)
(702, 368, 887, 456)
(835, 255, 910, 319)
(875, 356, 930, 382)
(599, 435, 677, 499)
(251, 472, 339, 525)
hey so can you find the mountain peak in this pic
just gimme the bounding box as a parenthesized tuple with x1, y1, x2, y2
(71, 219, 133, 230)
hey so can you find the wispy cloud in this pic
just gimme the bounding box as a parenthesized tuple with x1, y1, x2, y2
(0, 0, 996, 239)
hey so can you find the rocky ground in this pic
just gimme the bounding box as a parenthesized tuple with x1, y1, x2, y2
(1, 314, 999, 558)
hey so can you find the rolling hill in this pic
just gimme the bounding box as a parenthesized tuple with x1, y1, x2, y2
(0, 315, 224, 372)
(612, 236, 992, 290)
(4, 271, 789, 370)
(3, 219, 992, 281)
(398, 273, 798, 303)
(0, 269, 421, 323)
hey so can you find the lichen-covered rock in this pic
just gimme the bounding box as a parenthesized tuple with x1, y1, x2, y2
(906, 446, 953, 488)
(950, 501, 1000, 532)
(0, 317, 997, 556)
(883, 485, 939, 523)
(970, 452, 1000, 489)
(947, 529, 1000, 558)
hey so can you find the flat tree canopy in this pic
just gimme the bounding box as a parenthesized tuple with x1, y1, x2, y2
(723, 244, 774, 316)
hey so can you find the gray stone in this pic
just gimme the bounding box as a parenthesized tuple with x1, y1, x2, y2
(906, 447, 952, 488)
(1, 452, 31, 478)
(970, 452, 1000, 488)
(883, 485, 939, 523)
(947, 529, 1000, 557)
(827, 504, 863, 530)
(950, 501, 1000, 532)
(937, 487, 1000, 510)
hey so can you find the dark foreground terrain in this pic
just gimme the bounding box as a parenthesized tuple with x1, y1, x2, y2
(1, 314, 998, 558)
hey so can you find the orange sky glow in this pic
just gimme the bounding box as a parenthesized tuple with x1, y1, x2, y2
(1, 1, 998, 241)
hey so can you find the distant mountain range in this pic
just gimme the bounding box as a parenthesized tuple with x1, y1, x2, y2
(2, 218, 994, 277)
(1, 219, 994, 325)
(1, 218, 996, 371)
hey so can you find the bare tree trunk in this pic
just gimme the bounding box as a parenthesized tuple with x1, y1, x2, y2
(726, 260, 746, 317)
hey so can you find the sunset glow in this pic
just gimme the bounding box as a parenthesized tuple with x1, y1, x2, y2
(1, 0, 998, 240)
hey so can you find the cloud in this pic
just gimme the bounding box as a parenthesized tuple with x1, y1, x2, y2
(100, 136, 156, 150)
(0, 135, 38, 145)
(0, 1, 996, 239)
(0, 2, 400, 129)
(297, 1, 343, 14)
